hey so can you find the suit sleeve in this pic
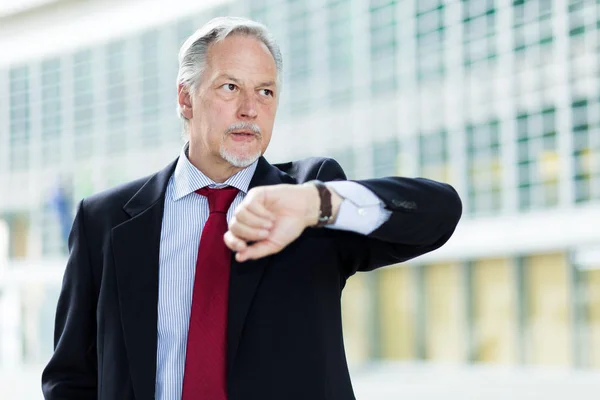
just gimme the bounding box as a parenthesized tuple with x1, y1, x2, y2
(324, 180, 391, 234)
(315, 158, 463, 278)
(41, 199, 98, 399)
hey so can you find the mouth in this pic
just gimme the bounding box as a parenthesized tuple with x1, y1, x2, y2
(230, 131, 256, 137)
(229, 131, 259, 142)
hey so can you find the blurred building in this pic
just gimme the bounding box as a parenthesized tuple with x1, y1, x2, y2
(0, 0, 599, 371)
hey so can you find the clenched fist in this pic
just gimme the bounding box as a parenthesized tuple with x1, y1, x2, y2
(224, 183, 342, 262)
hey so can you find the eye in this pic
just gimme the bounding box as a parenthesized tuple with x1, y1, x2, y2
(260, 88, 274, 97)
(222, 83, 237, 92)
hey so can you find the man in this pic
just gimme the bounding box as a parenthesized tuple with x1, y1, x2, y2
(42, 17, 461, 400)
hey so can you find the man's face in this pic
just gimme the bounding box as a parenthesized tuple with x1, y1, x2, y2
(184, 34, 278, 168)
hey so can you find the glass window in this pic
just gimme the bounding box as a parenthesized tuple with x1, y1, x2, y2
(417, 0, 443, 14)
(73, 49, 94, 159)
(331, 148, 356, 179)
(105, 40, 128, 153)
(513, 0, 555, 96)
(328, 0, 353, 106)
(287, 0, 310, 80)
(175, 17, 196, 47)
(9, 65, 30, 171)
(372, 137, 400, 177)
(140, 30, 160, 116)
(370, 0, 398, 95)
(463, 0, 496, 68)
(418, 130, 449, 182)
(568, 1, 586, 37)
(73, 50, 94, 133)
(416, 3, 445, 83)
(573, 98, 600, 203)
(40, 58, 62, 166)
(140, 30, 162, 147)
(106, 40, 127, 126)
(40, 204, 66, 257)
(466, 120, 502, 216)
(287, 0, 312, 114)
(464, 0, 494, 19)
(516, 107, 559, 210)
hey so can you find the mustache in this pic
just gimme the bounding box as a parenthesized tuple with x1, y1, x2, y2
(225, 122, 262, 136)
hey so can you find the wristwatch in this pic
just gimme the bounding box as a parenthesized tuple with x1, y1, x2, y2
(308, 180, 334, 227)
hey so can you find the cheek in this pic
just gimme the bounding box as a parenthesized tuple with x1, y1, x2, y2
(260, 102, 277, 121)
(199, 98, 228, 133)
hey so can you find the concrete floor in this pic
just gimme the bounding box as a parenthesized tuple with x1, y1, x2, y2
(4, 361, 600, 399)
(351, 362, 600, 400)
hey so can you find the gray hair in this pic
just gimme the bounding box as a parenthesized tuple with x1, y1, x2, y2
(176, 16, 283, 131)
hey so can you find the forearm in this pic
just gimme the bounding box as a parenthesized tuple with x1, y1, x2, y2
(355, 176, 462, 246)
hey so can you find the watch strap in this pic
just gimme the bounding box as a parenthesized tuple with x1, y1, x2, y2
(309, 180, 333, 227)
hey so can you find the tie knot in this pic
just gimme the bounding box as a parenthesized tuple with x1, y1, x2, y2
(196, 186, 239, 214)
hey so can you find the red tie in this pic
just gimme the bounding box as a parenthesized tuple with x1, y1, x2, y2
(181, 186, 239, 400)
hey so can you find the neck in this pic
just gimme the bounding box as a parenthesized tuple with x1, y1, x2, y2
(187, 142, 244, 183)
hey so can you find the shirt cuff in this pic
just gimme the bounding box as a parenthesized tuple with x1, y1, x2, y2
(324, 181, 392, 235)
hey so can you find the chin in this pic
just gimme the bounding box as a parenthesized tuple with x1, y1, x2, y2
(220, 148, 261, 168)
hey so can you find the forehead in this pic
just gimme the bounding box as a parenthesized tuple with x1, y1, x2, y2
(205, 34, 277, 79)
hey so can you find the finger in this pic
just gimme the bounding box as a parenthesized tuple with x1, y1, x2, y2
(224, 231, 248, 252)
(236, 239, 280, 262)
(229, 218, 271, 242)
(234, 207, 274, 230)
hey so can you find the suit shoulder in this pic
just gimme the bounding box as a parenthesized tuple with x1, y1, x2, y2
(81, 174, 155, 216)
(275, 156, 342, 171)
(272, 157, 345, 182)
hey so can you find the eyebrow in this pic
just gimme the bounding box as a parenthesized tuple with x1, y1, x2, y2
(217, 74, 241, 84)
(216, 74, 276, 88)
(257, 80, 276, 88)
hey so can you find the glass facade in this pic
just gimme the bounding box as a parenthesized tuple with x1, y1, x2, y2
(8, 65, 30, 172)
(329, 0, 354, 104)
(73, 49, 95, 159)
(466, 119, 502, 215)
(516, 107, 559, 210)
(0, 0, 599, 370)
(40, 58, 62, 167)
(369, 0, 398, 94)
(416, 0, 445, 83)
(0, 0, 597, 253)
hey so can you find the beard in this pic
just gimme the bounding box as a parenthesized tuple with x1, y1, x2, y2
(220, 121, 263, 168)
(220, 144, 262, 168)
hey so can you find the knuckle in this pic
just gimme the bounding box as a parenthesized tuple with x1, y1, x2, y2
(230, 225, 242, 236)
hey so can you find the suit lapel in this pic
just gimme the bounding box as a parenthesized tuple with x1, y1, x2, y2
(227, 157, 292, 375)
(111, 159, 177, 400)
(109, 154, 289, 395)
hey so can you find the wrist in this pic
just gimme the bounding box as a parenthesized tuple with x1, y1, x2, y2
(302, 181, 343, 228)
(302, 183, 321, 227)
(327, 184, 343, 222)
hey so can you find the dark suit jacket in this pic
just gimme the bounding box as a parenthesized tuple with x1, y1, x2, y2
(41, 156, 462, 400)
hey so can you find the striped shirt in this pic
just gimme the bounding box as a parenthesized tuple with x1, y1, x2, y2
(155, 143, 389, 400)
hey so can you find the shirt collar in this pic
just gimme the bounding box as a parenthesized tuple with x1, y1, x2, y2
(172, 142, 259, 201)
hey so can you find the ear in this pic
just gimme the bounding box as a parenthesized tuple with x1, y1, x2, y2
(178, 84, 193, 120)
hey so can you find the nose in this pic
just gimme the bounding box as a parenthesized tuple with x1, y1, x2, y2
(237, 93, 258, 120)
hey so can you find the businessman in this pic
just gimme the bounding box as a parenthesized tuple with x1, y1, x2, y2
(42, 16, 462, 400)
